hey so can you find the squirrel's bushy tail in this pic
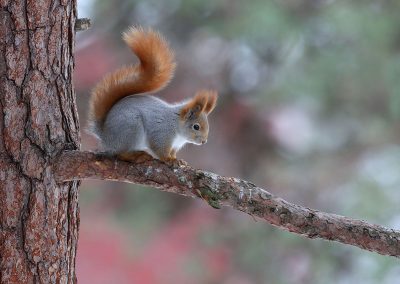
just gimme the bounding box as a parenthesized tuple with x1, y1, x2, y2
(88, 26, 176, 127)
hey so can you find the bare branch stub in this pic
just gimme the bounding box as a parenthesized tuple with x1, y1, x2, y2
(54, 150, 400, 258)
(75, 18, 91, 31)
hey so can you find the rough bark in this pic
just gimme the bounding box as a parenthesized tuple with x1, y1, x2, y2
(0, 1, 80, 283)
(0, 0, 398, 282)
(54, 151, 400, 258)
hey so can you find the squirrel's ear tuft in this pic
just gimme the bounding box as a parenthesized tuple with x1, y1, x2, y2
(180, 91, 209, 119)
(203, 90, 218, 114)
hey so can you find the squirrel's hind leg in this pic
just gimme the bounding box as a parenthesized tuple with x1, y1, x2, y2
(118, 151, 154, 163)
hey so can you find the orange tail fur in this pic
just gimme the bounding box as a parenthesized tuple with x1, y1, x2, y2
(89, 27, 176, 125)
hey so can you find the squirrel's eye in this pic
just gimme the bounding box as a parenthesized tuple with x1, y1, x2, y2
(193, 123, 200, 131)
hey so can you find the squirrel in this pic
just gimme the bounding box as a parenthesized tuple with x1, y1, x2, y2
(88, 27, 217, 164)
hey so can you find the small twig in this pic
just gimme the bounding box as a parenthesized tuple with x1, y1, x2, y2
(53, 150, 400, 258)
(75, 18, 91, 32)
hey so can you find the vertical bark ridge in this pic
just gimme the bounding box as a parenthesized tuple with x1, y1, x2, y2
(0, 0, 80, 283)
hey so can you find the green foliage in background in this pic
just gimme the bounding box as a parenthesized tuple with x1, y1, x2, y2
(79, 0, 400, 283)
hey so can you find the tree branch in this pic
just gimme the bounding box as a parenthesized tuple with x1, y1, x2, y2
(54, 151, 400, 258)
(75, 18, 91, 31)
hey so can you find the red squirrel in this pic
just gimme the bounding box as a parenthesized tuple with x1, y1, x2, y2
(88, 27, 217, 164)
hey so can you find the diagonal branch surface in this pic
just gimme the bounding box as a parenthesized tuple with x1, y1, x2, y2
(54, 150, 400, 258)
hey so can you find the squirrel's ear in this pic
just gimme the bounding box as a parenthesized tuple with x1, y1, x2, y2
(203, 90, 218, 114)
(180, 91, 208, 119)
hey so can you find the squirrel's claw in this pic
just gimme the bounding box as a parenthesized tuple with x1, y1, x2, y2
(176, 159, 188, 167)
(162, 157, 187, 167)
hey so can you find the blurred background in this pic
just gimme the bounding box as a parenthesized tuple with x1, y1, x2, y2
(75, 0, 400, 283)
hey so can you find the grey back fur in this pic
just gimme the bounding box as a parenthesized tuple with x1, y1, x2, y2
(92, 95, 182, 158)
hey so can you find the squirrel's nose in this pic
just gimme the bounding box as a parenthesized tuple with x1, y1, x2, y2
(201, 139, 207, 144)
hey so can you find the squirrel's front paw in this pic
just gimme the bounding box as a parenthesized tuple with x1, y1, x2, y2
(177, 159, 188, 166)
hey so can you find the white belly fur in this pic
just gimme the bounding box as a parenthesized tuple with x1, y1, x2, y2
(171, 134, 188, 151)
(131, 134, 188, 158)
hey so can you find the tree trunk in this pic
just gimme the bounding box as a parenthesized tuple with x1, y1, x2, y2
(0, 1, 80, 283)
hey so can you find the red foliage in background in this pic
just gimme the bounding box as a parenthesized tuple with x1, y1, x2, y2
(77, 205, 231, 284)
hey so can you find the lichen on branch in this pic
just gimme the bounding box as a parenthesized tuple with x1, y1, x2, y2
(54, 150, 400, 258)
